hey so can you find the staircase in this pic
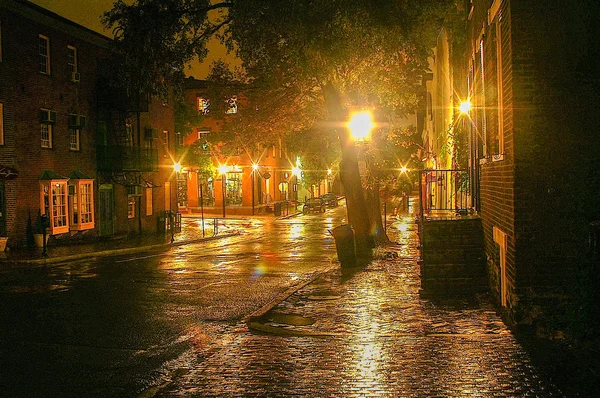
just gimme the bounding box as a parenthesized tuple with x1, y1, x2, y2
(419, 217, 487, 297)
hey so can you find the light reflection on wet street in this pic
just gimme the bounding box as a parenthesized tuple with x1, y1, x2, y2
(0, 202, 561, 396)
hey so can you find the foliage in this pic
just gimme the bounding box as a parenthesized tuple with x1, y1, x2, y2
(286, 126, 341, 189)
(102, 0, 233, 100)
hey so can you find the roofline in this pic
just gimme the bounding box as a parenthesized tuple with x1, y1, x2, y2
(3, 0, 112, 48)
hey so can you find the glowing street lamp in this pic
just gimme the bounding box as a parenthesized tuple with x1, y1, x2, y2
(459, 100, 472, 115)
(173, 162, 182, 173)
(347, 111, 374, 142)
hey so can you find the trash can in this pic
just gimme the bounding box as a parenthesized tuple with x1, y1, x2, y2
(332, 224, 357, 268)
(274, 202, 282, 216)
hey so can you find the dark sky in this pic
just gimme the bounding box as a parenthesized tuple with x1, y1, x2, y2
(30, 0, 238, 78)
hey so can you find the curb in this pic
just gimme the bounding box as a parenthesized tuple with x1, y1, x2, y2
(244, 264, 337, 334)
(0, 231, 241, 266)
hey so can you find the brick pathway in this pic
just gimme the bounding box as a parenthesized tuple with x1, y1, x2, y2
(155, 218, 563, 397)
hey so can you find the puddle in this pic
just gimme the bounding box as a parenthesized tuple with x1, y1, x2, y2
(267, 311, 315, 326)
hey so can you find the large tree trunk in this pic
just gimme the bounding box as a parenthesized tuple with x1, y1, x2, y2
(366, 181, 389, 246)
(323, 82, 373, 262)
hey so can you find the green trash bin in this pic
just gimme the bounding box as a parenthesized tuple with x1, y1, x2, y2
(274, 202, 282, 216)
(332, 224, 357, 268)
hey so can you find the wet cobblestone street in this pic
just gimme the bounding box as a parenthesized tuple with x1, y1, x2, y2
(156, 217, 562, 397)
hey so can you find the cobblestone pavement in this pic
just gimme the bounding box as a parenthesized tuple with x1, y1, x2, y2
(155, 217, 563, 397)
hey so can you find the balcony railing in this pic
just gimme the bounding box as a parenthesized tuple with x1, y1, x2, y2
(97, 146, 158, 172)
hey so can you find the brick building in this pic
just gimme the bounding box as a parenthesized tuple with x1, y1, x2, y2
(424, 0, 600, 324)
(0, 0, 176, 248)
(177, 77, 306, 216)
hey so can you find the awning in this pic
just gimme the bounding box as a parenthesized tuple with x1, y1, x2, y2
(0, 165, 18, 180)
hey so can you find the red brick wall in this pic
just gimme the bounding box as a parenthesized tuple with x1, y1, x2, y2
(0, 2, 109, 246)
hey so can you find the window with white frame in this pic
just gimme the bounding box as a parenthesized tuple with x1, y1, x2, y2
(40, 109, 56, 148)
(175, 131, 184, 147)
(41, 123, 52, 148)
(68, 114, 86, 151)
(225, 96, 238, 114)
(197, 97, 210, 114)
(125, 122, 133, 146)
(68, 180, 94, 230)
(0, 103, 4, 146)
(41, 180, 69, 234)
(198, 129, 210, 140)
(67, 45, 77, 73)
(127, 195, 135, 218)
(39, 35, 50, 74)
(163, 130, 169, 157)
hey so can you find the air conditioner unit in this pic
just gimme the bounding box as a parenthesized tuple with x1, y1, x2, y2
(126, 185, 143, 196)
(39, 109, 57, 123)
(71, 72, 80, 82)
(77, 115, 87, 128)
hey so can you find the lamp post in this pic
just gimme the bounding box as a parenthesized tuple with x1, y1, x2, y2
(251, 164, 258, 216)
(218, 164, 228, 218)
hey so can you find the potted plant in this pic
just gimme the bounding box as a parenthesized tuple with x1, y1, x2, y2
(0, 236, 7, 252)
(33, 213, 50, 248)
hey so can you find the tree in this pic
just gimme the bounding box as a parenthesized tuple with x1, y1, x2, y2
(104, 0, 461, 260)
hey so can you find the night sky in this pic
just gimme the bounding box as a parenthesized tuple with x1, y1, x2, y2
(30, 0, 239, 78)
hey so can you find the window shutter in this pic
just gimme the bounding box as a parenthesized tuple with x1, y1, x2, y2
(68, 114, 77, 127)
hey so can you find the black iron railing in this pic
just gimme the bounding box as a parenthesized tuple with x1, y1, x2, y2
(421, 169, 471, 213)
(97, 146, 158, 172)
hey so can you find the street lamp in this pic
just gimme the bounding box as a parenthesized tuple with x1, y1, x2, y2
(347, 111, 374, 142)
(459, 99, 472, 115)
(218, 164, 228, 218)
(173, 162, 182, 173)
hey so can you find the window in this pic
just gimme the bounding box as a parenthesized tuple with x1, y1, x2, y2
(164, 181, 171, 211)
(146, 187, 153, 216)
(125, 123, 134, 147)
(40, 179, 69, 234)
(41, 123, 52, 148)
(68, 114, 85, 151)
(40, 109, 56, 148)
(197, 97, 210, 114)
(175, 132, 184, 147)
(67, 45, 78, 81)
(198, 130, 210, 140)
(163, 130, 169, 157)
(0, 103, 4, 146)
(127, 195, 135, 218)
(68, 180, 94, 230)
(225, 96, 238, 114)
(39, 35, 50, 74)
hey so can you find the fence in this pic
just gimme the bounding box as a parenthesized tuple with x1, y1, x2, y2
(420, 169, 471, 214)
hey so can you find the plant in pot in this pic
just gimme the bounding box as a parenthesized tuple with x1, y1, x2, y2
(33, 213, 50, 248)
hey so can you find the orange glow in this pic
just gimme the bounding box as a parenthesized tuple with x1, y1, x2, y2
(347, 111, 373, 142)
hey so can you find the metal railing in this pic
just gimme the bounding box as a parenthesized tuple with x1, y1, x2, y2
(420, 169, 471, 214)
(97, 146, 158, 172)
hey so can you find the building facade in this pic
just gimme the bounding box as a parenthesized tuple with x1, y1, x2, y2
(424, 0, 600, 324)
(0, 0, 176, 248)
(177, 77, 305, 216)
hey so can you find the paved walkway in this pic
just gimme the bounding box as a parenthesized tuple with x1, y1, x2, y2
(0, 215, 261, 265)
(152, 217, 563, 397)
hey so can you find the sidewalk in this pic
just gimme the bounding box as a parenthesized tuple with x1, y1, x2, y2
(240, 217, 565, 396)
(0, 216, 243, 266)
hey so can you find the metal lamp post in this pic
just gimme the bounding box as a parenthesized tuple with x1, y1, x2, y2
(218, 164, 228, 218)
(251, 164, 258, 216)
